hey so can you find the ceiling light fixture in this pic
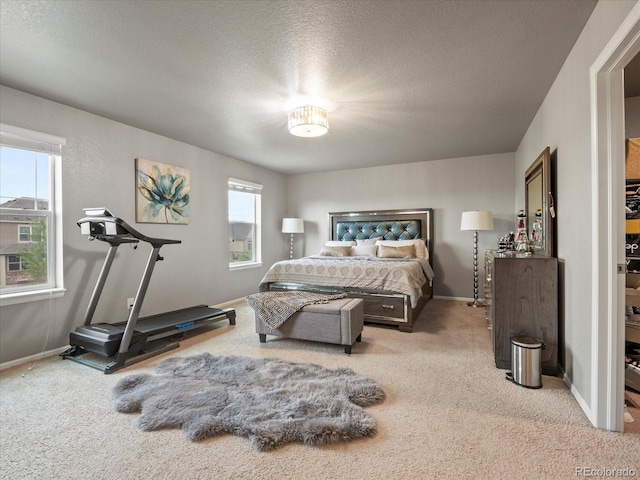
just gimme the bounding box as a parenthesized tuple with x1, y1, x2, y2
(288, 105, 329, 138)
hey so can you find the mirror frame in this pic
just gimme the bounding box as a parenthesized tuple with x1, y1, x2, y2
(525, 147, 554, 257)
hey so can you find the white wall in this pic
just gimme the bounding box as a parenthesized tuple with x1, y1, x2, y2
(286, 153, 515, 299)
(515, 0, 637, 423)
(0, 86, 287, 364)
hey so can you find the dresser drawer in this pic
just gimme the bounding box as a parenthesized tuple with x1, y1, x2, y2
(361, 294, 406, 320)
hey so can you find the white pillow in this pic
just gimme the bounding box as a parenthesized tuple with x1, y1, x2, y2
(375, 239, 428, 259)
(325, 240, 356, 247)
(351, 244, 377, 256)
(356, 238, 379, 245)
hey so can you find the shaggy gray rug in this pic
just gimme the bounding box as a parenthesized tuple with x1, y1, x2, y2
(112, 353, 386, 451)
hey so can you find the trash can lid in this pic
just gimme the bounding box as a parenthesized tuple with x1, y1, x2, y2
(511, 335, 543, 348)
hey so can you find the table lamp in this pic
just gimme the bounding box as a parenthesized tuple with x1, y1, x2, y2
(282, 218, 304, 260)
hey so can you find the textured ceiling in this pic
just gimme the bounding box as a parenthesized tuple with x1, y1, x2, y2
(0, 0, 598, 175)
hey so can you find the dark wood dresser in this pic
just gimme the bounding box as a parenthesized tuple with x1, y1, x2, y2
(484, 250, 558, 375)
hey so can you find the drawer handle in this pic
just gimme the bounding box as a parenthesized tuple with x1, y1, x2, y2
(382, 304, 395, 310)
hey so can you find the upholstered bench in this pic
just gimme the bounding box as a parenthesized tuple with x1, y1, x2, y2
(255, 297, 364, 354)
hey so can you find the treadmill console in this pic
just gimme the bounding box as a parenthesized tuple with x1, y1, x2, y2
(77, 208, 180, 246)
(79, 215, 128, 237)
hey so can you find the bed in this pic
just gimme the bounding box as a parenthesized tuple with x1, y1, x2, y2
(259, 208, 434, 332)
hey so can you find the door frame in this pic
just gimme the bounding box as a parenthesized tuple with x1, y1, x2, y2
(591, 2, 640, 431)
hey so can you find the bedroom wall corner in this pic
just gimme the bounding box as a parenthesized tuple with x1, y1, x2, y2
(0, 85, 287, 365)
(513, 0, 637, 428)
(284, 152, 515, 300)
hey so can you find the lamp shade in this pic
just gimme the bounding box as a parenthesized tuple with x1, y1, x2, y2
(460, 211, 494, 231)
(282, 218, 304, 234)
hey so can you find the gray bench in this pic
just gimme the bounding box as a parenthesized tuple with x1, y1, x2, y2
(255, 297, 364, 354)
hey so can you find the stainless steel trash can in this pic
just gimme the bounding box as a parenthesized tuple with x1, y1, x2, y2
(505, 335, 544, 389)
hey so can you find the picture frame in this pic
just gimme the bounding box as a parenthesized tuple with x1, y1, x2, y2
(135, 158, 190, 224)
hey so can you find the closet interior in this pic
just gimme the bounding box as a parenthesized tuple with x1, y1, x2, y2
(624, 138, 640, 410)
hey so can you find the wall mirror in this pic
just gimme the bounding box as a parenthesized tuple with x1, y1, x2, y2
(525, 146, 554, 257)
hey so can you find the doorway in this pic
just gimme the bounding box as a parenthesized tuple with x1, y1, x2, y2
(591, 4, 640, 431)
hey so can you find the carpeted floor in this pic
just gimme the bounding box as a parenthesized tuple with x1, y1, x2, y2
(1, 299, 638, 479)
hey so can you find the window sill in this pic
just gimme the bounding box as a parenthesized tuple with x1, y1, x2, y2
(229, 262, 263, 271)
(0, 287, 67, 307)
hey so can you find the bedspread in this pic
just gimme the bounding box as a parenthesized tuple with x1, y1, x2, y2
(258, 256, 434, 308)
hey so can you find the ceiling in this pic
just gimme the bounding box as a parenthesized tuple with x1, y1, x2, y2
(0, 0, 598, 175)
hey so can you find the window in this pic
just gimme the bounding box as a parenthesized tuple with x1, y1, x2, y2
(7, 255, 25, 272)
(0, 124, 66, 305)
(18, 224, 40, 242)
(228, 177, 262, 269)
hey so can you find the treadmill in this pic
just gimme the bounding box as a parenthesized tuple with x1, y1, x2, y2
(61, 208, 235, 374)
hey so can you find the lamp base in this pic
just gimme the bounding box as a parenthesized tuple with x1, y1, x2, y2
(289, 233, 294, 260)
(467, 300, 486, 308)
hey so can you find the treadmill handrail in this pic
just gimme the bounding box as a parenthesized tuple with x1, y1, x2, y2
(77, 215, 181, 247)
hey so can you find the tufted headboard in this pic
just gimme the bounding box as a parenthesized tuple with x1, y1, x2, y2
(328, 208, 433, 260)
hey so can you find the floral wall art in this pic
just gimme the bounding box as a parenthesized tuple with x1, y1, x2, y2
(135, 158, 190, 224)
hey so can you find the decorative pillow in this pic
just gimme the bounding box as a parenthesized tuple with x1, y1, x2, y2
(375, 239, 428, 259)
(377, 244, 415, 259)
(351, 244, 377, 256)
(325, 240, 356, 247)
(356, 238, 379, 246)
(319, 246, 352, 257)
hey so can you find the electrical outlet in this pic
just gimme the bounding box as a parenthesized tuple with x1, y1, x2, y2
(127, 297, 135, 310)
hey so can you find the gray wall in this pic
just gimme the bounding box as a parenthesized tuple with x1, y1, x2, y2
(514, 0, 637, 422)
(0, 85, 287, 364)
(286, 153, 516, 299)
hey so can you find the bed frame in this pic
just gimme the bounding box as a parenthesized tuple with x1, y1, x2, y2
(268, 208, 434, 332)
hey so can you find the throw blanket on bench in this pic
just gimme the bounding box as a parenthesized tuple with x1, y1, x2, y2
(246, 291, 347, 331)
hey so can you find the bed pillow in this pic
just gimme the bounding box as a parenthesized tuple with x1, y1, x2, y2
(325, 240, 356, 247)
(377, 244, 415, 259)
(355, 238, 379, 246)
(319, 245, 352, 257)
(375, 239, 428, 259)
(351, 244, 377, 256)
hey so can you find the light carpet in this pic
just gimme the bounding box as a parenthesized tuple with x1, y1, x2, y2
(1, 299, 638, 480)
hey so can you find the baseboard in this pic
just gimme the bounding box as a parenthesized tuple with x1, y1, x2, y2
(0, 345, 69, 371)
(561, 366, 595, 427)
